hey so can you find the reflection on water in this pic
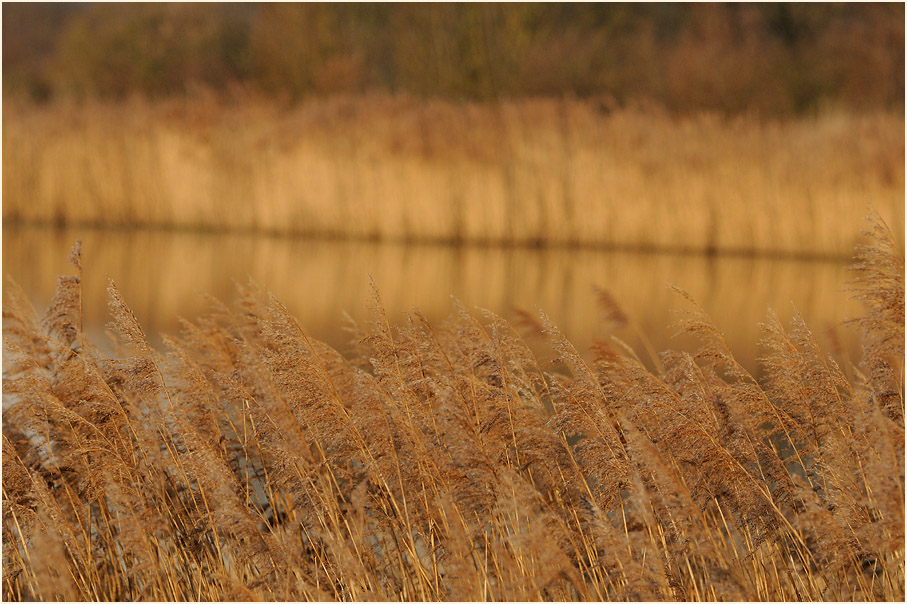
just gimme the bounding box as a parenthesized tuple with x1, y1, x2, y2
(3, 226, 864, 374)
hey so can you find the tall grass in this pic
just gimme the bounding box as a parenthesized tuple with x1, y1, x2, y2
(3, 216, 903, 601)
(3, 95, 904, 256)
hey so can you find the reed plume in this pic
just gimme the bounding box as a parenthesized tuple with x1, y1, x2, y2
(3, 216, 903, 601)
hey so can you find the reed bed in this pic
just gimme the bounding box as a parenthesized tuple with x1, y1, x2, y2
(3, 95, 904, 257)
(2, 216, 904, 601)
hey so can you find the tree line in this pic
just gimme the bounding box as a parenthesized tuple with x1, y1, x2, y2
(3, 3, 903, 114)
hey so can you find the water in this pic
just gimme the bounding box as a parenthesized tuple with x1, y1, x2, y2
(2, 226, 864, 375)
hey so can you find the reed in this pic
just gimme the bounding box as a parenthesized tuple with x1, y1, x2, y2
(3, 215, 903, 601)
(3, 95, 904, 257)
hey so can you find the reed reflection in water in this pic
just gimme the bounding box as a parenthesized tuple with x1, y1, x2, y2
(3, 226, 863, 374)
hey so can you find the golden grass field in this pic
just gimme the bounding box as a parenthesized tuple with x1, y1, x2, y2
(2, 216, 903, 601)
(3, 96, 904, 257)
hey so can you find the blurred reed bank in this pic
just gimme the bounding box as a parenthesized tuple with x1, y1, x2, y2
(2, 1, 902, 372)
(3, 97, 903, 256)
(3, 3, 903, 255)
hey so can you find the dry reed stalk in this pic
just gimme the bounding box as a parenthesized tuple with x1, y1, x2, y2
(2, 216, 904, 601)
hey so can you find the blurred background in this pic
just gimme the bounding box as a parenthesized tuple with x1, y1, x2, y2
(2, 2, 904, 372)
(4, 3, 904, 110)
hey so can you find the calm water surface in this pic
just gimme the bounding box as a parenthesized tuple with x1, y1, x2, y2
(3, 226, 864, 374)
